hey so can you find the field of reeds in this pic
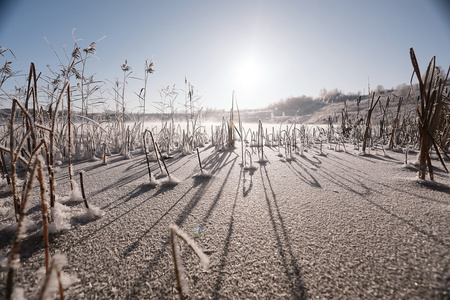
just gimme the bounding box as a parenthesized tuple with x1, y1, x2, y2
(0, 45, 449, 299)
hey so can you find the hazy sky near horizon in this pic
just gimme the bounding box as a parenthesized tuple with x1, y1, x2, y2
(1, 0, 449, 112)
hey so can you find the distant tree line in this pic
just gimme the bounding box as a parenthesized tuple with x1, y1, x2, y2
(267, 88, 363, 113)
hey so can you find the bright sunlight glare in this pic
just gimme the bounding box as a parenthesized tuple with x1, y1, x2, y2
(234, 57, 264, 89)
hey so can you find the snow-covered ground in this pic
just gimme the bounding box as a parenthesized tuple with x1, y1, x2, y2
(1, 142, 449, 299)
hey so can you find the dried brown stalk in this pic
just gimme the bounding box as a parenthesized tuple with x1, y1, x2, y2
(37, 256, 65, 300)
(36, 158, 51, 272)
(142, 130, 153, 181)
(9, 100, 19, 220)
(196, 148, 203, 172)
(66, 83, 74, 191)
(0, 150, 11, 185)
(389, 96, 404, 148)
(362, 93, 380, 153)
(5, 157, 40, 300)
(410, 47, 450, 180)
(79, 172, 89, 209)
(149, 130, 163, 173)
(170, 224, 209, 300)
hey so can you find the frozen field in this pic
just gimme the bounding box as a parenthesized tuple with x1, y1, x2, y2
(1, 141, 449, 299)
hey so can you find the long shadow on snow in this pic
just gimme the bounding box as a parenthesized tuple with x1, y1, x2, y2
(200, 152, 238, 227)
(326, 151, 379, 176)
(122, 177, 210, 257)
(211, 159, 241, 299)
(125, 151, 238, 298)
(125, 156, 149, 172)
(242, 171, 254, 197)
(326, 151, 450, 204)
(415, 180, 450, 195)
(91, 168, 148, 207)
(0, 227, 15, 251)
(53, 156, 149, 203)
(63, 154, 134, 176)
(321, 153, 450, 246)
(284, 158, 321, 188)
(75, 184, 160, 243)
(300, 153, 322, 166)
(0, 225, 68, 261)
(316, 153, 374, 196)
(363, 196, 450, 249)
(161, 152, 197, 175)
(360, 152, 398, 162)
(260, 165, 306, 299)
(202, 148, 237, 174)
(368, 178, 450, 206)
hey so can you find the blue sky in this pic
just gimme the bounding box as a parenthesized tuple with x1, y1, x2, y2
(1, 0, 449, 112)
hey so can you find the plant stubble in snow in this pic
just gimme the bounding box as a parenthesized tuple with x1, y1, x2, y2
(0, 142, 449, 299)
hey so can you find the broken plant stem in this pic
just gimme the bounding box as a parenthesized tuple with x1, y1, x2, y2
(149, 130, 163, 173)
(36, 158, 50, 273)
(156, 142, 170, 178)
(79, 172, 89, 209)
(196, 148, 203, 172)
(142, 130, 153, 182)
(5, 157, 40, 300)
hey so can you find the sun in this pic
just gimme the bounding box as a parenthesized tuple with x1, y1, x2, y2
(229, 54, 269, 107)
(235, 57, 263, 88)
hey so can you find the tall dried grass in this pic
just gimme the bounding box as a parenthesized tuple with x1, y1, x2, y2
(410, 47, 449, 180)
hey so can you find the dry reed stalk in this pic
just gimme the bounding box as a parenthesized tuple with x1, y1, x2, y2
(149, 130, 163, 173)
(362, 93, 380, 153)
(405, 145, 409, 165)
(170, 224, 209, 300)
(42, 81, 70, 209)
(25, 63, 43, 133)
(379, 96, 390, 141)
(125, 125, 131, 157)
(228, 92, 235, 148)
(440, 114, 450, 151)
(19, 140, 46, 208)
(244, 148, 254, 168)
(79, 172, 89, 209)
(9, 100, 20, 220)
(171, 231, 185, 300)
(196, 148, 203, 172)
(17, 64, 39, 159)
(410, 47, 450, 179)
(37, 256, 65, 300)
(293, 124, 298, 152)
(142, 130, 153, 181)
(66, 83, 74, 191)
(0, 152, 7, 180)
(258, 120, 264, 160)
(36, 158, 51, 273)
(0, 150, 11, 185)
(5, 156, 40, 300)
(389, 96, 404, 148)
(156, 142, 170, 178)
(40, 140, 55, 221)
(102, 143, 107, 163)
(341, 99, 351, 137)
(234, 94, 244, 165)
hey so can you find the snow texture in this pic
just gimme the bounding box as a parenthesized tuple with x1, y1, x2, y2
(0, 143, 449, 299)
(48, 202, 72, 233)
(193, 169, 213, 179)
(11, 287, 25, 300)
(37, 254, 68, 300)
(79, 205, 105, 222)
(170, 224, 210, 270)
(67, 179, 83, 203)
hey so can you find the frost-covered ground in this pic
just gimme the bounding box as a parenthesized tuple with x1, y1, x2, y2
(1, 143, 449, 299)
